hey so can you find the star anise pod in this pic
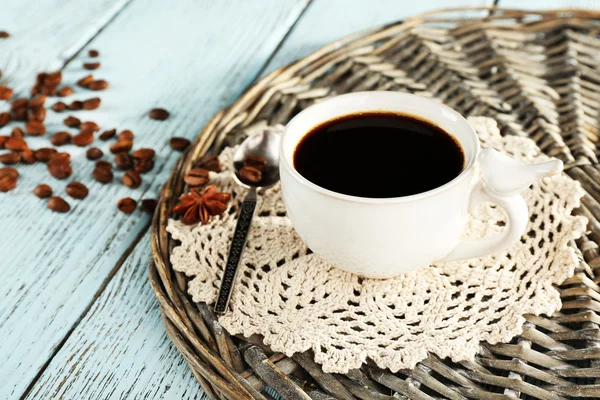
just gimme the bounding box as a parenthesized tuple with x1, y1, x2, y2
(172, 185, 231, 225)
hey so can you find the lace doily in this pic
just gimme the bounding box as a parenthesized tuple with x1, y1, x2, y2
(167, 117, 586, 374)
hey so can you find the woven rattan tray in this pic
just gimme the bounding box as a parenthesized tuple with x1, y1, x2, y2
(150, 8, 600, 399)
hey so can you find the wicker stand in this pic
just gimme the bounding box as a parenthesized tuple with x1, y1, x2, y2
(151, 8, 600, 399)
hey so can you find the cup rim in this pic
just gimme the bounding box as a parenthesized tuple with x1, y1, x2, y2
(280, 92, 479, 204)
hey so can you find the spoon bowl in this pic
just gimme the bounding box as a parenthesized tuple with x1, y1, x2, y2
(232, 130, 281, 188)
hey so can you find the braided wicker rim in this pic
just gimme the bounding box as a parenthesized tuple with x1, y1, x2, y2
(151, 7, 600, 399)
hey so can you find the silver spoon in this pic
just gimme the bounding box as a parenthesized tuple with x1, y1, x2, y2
(214, 129, 281, 315)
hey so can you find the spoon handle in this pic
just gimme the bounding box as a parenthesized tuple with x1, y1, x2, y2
(214, 188, 257, 315)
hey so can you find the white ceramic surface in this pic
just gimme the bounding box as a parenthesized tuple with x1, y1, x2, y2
(279, 92, 563, 278)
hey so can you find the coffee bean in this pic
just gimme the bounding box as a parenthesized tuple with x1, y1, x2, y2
(34, 148, 57, 162)
(69, 100, 83, 110)
(51, 102, 67, 112)
(29, 94, 46, 108)
(95, 160, 112, 170)
(183, 168, 209, 187)
(77, 75, 94, 87)
(114, 152, 133, 170)
(122, 170, 142, 188)
(92, 167, 113, 183)
(169, 137, 190, 151)
(149, 108, 169, 120)
(0, 86, 13, 100)
(44, 72, 62, 86)
(80, 121, 100, 132)
(10, 98, 28, 110)
(194, 154, 221, 172)
(0, 175, 17, 192)
(40, 86, 57, 96)
(110, 140, 133, 153)
(239, 165, 262, 184)
(5, 137, 27, 151)
(72, 130, 94, 147)
(25, 120, 46, 136)
(141, 198, 157, 214)
(21, 149, 35, 164)
(99, 129, 116, 141)
(82, 97, 101, 110)
(47, 153, 72, 179)
(11, 108, 27, 121)
(66, 181, 88, 199)
(48, 196, 70, 213)
(83, 62, 100, 70)
(132, 148, 155, 160)
(33, 184, 52, 198)
(0, 136, 6, 149)
(0, 112, 10, 127)
(243, 155, 267, 171)
(10, 127, 24, 139)
(0, 31, 10, 39)
(88, 49, 99, 57)
(88, 80, 109, 91)
(86, 147, 103, 160)
(0, 167, 18, 179)
(134, 158, 154, 174)
(118, 130, 134, 141)
(27, 107, 46, 122)
(50, 131, 71, 146)
(58, 86, 74, 97)
(0, 152, 21, 165)
(64, 115, 81, 128)
(117, 197, 137, 214)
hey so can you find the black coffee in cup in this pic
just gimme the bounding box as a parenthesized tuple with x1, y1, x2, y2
(293, 111, 465, 198)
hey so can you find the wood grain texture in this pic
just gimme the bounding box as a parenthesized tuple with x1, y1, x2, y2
(25, 233, 208, 400)
(0, 0, 132, 93)
(0, 0, 308, 398)
(498, 0, 600, 8)
(262, 0, 495, 74)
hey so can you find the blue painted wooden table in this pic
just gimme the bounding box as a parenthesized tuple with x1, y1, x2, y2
(1, 1, 598, 398)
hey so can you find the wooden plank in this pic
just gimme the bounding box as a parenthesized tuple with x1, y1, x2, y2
(0, 0, 132, 93)
(25, 233, 209, 400)
(498, 0, 600, 9)
(263, 0, 495, 74)
(0, 0, 308, 398)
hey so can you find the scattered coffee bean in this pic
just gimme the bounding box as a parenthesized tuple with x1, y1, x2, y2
(169, 137, 190, 151)
(183, 168, 209, 187)
(5, 137, 28, 151)
(118, 130, 134, 141)
(88, 80, 109, 91)
(10, 127, 24, 139)
(34, 148, 57, 162)
(58, 86, 74, 97)
(66, 181, 88, 199)
(29, 94, 46, 108)
(27, 107, 46, 122)
(88, 49, 99, 57)
(25, 121, 46, 136)
(134, 158, 154, 174)
(99, 129, 116, 141)
(0, 31, 9, 39)
(243, 155, 267, 171)
(0, 167, 18, 179)
(80, 121, 100, 132)
(82, 97, 101, 110)
(149, 108, 169, 120)
(21, 149, 35, 164)
(11, 98, 28, 110)
(117, 197, 137, 214)
(0, 86, 13, 100)
(33, 184, 52, 198)
(239, 165, 262, 184)
(0, 175, 17, 192)
(51, 102, 67, 112)
(95, 160, 112, 170)
(114, 152, 133, 170)
(63, 115, 81, 128)
(11, 108, 27, 121)
(48, 196, 70, 213)
(47, 153, 72, 179)
(42, 71, 62, 87)
(0, 152, 21, 165)
(83, 62, 100, 70)
(50, 131, 71, 146)
(141, 198, 157, 214)
(132, 148, 155, 160)
(110, 140, 133, 153)
(86, 147, 103, 160)
(77, 75, 94, 87)
(72, 130, 94, 147)
(122, 170, 142, 188)
(0, 112, 10, 127)
(92, 167, 113, 183)
(193, 154, 221, 172)
(69, 100, 83, 110)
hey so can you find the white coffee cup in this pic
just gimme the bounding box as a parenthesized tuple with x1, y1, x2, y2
(279, 92, 563, 278)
